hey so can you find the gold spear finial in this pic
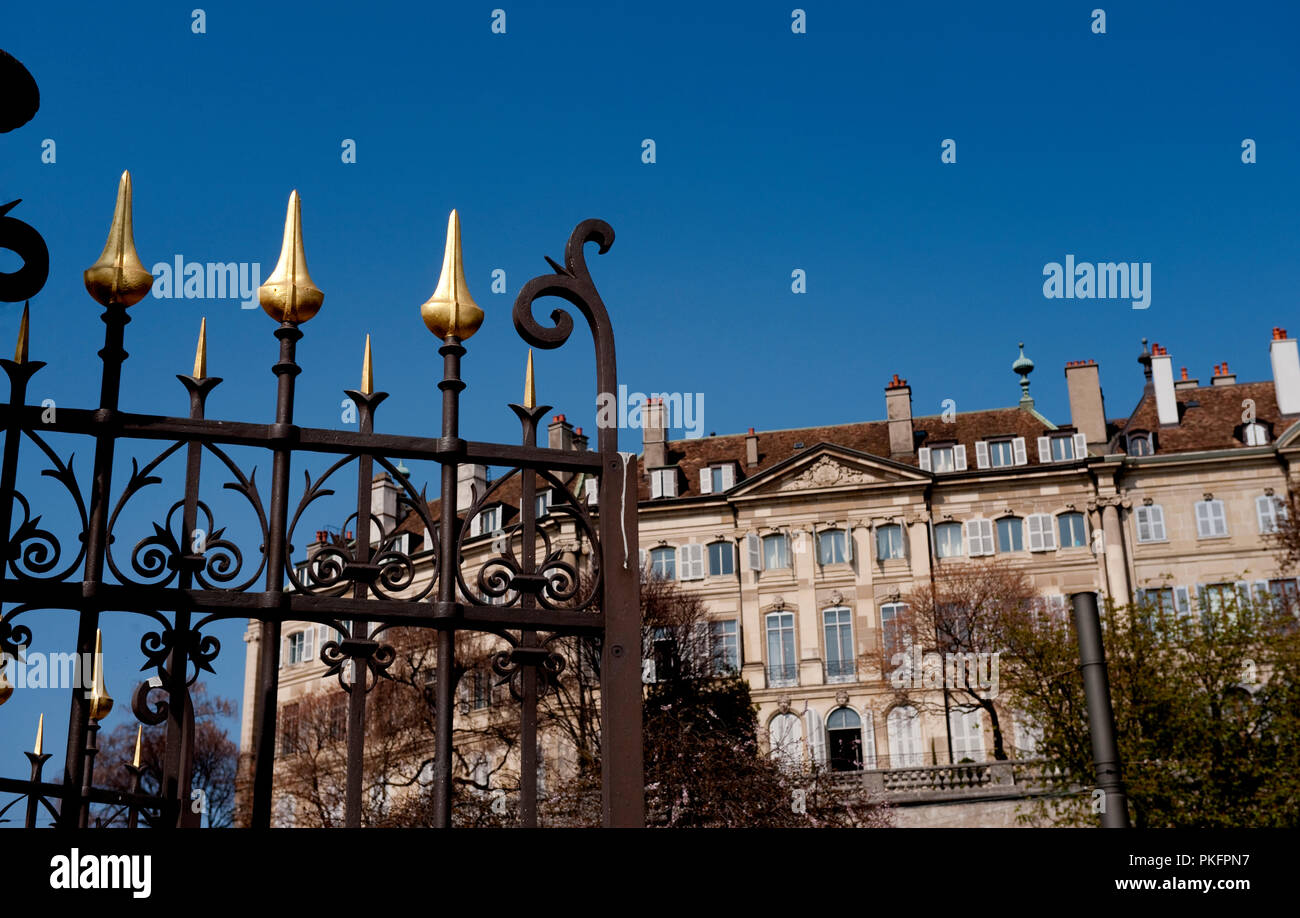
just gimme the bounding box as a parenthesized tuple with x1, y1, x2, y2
(15, 302, 29, 363)
(524, 348, 535, 409)
(193, 317, 207, 378)
(84, 170, 155, 307)
(258, 190, 324, 325)
(419, 210, 483, 341)
(87, 629, 113, 723)
(132, 724, 142, 768)
(35, 713, 44, 755)
(361, 334, 373, 395)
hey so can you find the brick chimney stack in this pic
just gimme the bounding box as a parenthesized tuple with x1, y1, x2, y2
(642, 398, 667, 468)
(572, 426, 589, 451)
(1211, 362, 1237, 386)
(1174, 366, 1199, 391)
(745, 427, 759, 468)
(1271, 327, 1300, 415)
(548, 414, 574, 451)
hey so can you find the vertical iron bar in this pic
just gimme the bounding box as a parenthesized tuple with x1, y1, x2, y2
(24, 752, 50, 828)
(61, 299, 128, 828)
(432, 336, 465, 828)
(251, 323, 302, 828)
(1070, 590, 1131, 828)
(517, 412, 540, 828)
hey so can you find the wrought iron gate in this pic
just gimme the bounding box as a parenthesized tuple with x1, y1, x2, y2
(0, 172, 644, 828)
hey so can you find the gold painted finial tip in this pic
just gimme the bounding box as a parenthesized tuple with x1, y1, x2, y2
(193, 317, 207, 378)
(87, 628, 113, 723)
(361, 334, 373, 395)
(34, 713, 44, 755)
(524, 349, 536, 409)
(132, 724, 143, 768)
(258, 190, 324, 325)
(419, 209, 483, 341)
(15, 302, 29, 364)
(84, 170, 154, 307)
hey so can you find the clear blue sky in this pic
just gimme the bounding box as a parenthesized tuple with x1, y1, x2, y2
(1, 1, 1297, 779)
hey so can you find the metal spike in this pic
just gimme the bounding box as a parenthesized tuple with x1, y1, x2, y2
(524, 348, 535, 409)
(258, 190, 324, 324)
(361, 334, 373, 395)
(132, 724, 142, 768)
(35, 713, 44, 756)
(193, 317, 207, 378)
(87, 629, 113, 723)
(15, 302, 29, 363)
(84, 170, 154, 307)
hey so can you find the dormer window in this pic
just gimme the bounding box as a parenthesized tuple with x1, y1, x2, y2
(649, 468, 678, 499)
(975, 437, 1028, 469)
(470, 505, 501, 537)
(1126, 431, 1154, 456)
(918, 443, 967, 473)
(535, 490, 552, 517)
(698, 463, 737, 494)
(1037, 432, 1088, 463)
(1242, 422, 1270, 446)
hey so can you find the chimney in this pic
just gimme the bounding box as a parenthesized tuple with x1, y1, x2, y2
(1174, 366, 1198, 391)
(1150, 343, 1178, 426)
(643, 398, 667, 468)
(1063, 360, 1107, 447)
(548, 414, 574, 451)
(371, 472, 399, 544)
(745, 427, 759, 468)
(885, 375, 913, 457)
(308, 530, 329, 560)
(1211, 361, 1236, 386)
(572, 426, 589, 451)
(1271, 327, 1300, 415)
(456, 462, 487, 509)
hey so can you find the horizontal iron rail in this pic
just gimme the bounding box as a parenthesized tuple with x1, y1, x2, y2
(0, 404, 606, 472)
(0, 578, 604, 634)
(0, 776, 163, 811)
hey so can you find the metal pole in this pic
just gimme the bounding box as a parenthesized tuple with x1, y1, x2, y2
(1070, 590, 1130, 828)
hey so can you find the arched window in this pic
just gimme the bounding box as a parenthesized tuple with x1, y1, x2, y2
(817, 529, 847, 564)
(1057, 511, 1088, 548)
(648, 546, 676, 580)
(707, 540, 735, 576)
(1243, 423, 1270, 446)
(1126, 431, 1154, 456)
(995, 517, 1024, 553)
(761, 533, 790, 569)
(769, 712, 803, 768)
(826, 707, 864, 771)
(875, 524, 905, 560)
(934, 521, 964, 558)
(887, 705, 924, 767)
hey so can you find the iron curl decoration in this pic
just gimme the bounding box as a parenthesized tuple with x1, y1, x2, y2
(284, 453, 439, 601)
(319, 623, 397, 694)
(132, 675, 169, 726)
(0, 615, 32, 660)
(512, 219, 615, 354)
(137, 623, 221, 687)
(3, 430, 89, 582)
(490, 636, 568, 703)
(454, 466, 601, 612)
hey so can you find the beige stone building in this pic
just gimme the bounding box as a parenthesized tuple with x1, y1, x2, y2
(240, 327, 1300, 820)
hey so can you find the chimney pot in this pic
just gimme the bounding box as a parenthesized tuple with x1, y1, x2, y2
(885, 376, 914, 457)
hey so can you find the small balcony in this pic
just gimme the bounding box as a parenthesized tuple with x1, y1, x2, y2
(766, 663, 798, 687)
(824, 658, 856, 683)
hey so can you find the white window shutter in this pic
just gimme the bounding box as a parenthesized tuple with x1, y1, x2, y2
(279, 638, 286, 669)
(638, 548, 646, 572)
(1174, 585, 1191, 618)
(720, 464, 735, 490)
(1195, 502, 1210, 537)
(1073, 432, 1088, 459)
(1012, 437, 1028, 465)
(1036, 436, 1051, 463)
(918, 448, 931, 471)
(1253, 580, 1270, 605)
(1136, 508, 1151, 542)
(1235, 581, 1250, 608)
(584, 477, 599, 505)
(303, 628, 315, 664)
(699, 468, 713, 495)
(676, 546, 689, 580)
(746, 533, 762, 571)
(317, 623, 329, 649)
(964, 520, 978, 555)
(1152, 506, 1166, 540)
(690, 544, 705, 580)
(1257, 496, 1273, 533)
(650, 471, 662, 499)
(1041, 515, 1056, 550)
(843, 524, 854, 561)
(1212, 501, 1227, 536)
(861, 711, 877, 769)
(975, 441, 989, 469)
(953, 444, 967, 471)
(1027, 515, 1044, 551)
(981, 520, 994, 554)
(804, 708, 827, 768)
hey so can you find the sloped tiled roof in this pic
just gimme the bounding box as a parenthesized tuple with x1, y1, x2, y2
(1115, 380, 1287, 454)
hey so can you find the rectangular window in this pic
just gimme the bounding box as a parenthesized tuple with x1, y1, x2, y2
(1258, 495, 1286, 534)
(934, 522, 964, 558)
(765, 612, 797, 686)
(279, 702, 299, 755)
(711, 620, 739, 674)
(1057, 513, 1088, 548)
(328, 694, 347, 742)
(875, 525, 905, 561)
(880, 602, 910, 659)
(762, 534, 790, 570)
(649, 547, 676, 580)
(823, 608, 855, 682)
(996, 518, 1024, 552)
(1135, 505, 1166, 543)
(287, 630, 308, 665)
(1050, 436, 1074, 462)
(649, 469, 677, 499)
(707, 541, 734, 576)
(818, 529, 847, 564)
(931, 446, 955, 473)
(1195, 499, 1228, 538)
(473, 669, 491, 709)
(988, 440, 1015, 467)
(1269, 579, 1299, 614)
(535, 490, 552, 518)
